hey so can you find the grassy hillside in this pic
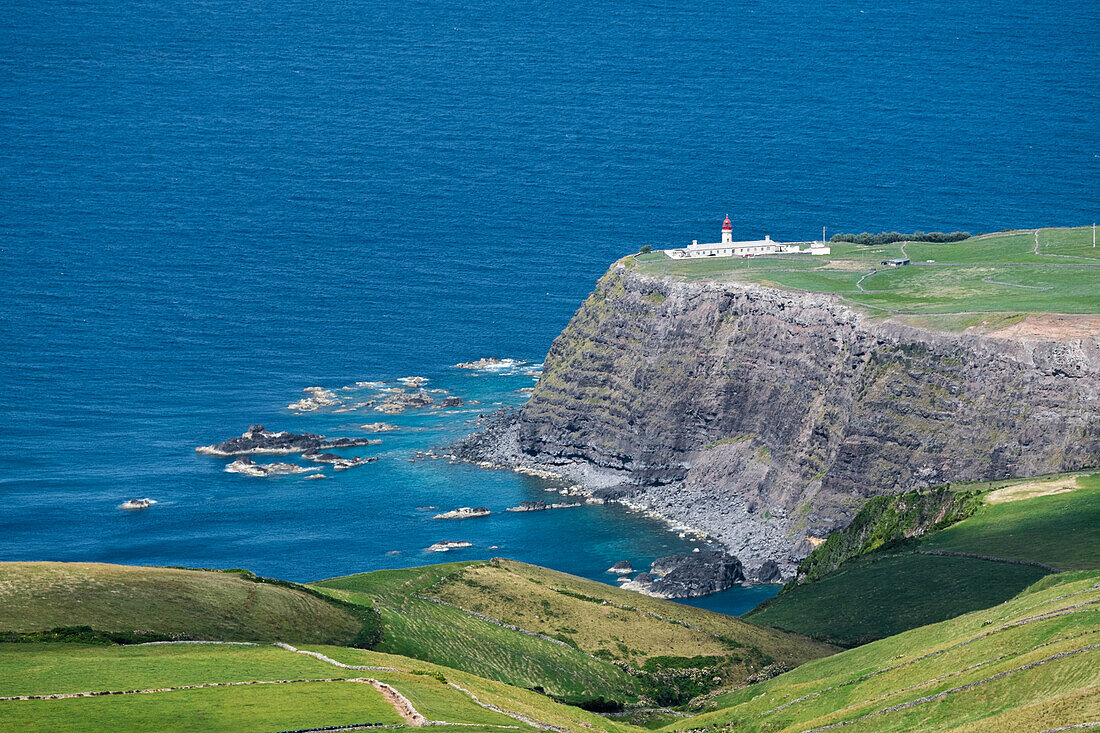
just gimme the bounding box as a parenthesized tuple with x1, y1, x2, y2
(746, 473, 1100, 647)
(0, 562, 366, 645)
(0, 641, 639, 732)
(672, 570, 1100, 732)
(632, 226, 1100, 316)
(312, 559, 832, 705)
(920, 482, 1100, 570)
(745, 553, 1049, 647)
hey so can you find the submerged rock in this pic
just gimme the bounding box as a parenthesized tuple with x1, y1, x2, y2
(374, 389, 434, 414)
(507, 499, 548, 512)
(360, 422, 400, 433)
(197, 425, 378, 457)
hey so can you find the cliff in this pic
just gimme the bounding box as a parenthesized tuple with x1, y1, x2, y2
(456, 261, 1100, 578)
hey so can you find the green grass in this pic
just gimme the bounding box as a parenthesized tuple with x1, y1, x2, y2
(0, 640, 638, 732)
(633, 226, 1100, 315)
(668, 570, 1100, 732)
(300, 645, 643, 732)
(0, 643, 336, 697)
(0, 562, 362, 645)
(744, 553, 1049, 647)
(0, 681, 404, 732)
(312, 559, 832, 703)
(747, 477, 1100, 647)
(311, 562, 643, 702)
(920, 486, 1100, 570)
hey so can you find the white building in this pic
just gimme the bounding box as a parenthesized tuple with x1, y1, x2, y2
(663, 216, 830, 259)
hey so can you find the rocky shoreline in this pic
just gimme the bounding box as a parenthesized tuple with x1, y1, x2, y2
(452, 265, 1100, 582)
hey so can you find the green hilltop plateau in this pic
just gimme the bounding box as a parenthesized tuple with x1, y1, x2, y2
(630, 226, 1100, 321)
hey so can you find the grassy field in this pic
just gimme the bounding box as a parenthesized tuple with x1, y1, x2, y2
(0, 562, 362, 644)
(0, 640, 642, 732)
(0, 643, 338, 697)
(920, 483, 1100, 571)
(0, 681, 405, 732)
(743, 553, 1050, 647)
(671, 570, 1100, 732)
(631, 226, 1100, 315)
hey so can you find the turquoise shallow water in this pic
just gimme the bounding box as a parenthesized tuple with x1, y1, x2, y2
(1, 0, 1097, 616)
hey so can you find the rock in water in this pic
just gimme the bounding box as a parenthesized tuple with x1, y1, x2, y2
(433, 507, 491, 520)
(225, 456, 319, 477)
(607, 561, 633, 575)
(623, 551, 745, 598)
(374, 389, 434, 414)
(427, 541, 473, 552)
(197, 425, 378, 456)
(507, 500, 548, 512)
(302, 452, 378, 471)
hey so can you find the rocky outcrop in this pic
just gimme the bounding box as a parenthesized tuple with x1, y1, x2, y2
(622, 551, 745, 598)
(224, 456, 320, 477)
(302, 452, 378, 471)
(456, 263, 1100, 579)
(433, 507, 491, 520)
(198, 425, 379, 456)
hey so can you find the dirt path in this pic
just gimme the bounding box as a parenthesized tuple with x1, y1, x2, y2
(351, 679, 426, 727)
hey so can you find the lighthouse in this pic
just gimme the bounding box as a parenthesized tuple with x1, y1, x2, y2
(721, 215, 733, 244)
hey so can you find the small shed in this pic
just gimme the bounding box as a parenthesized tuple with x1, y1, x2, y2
(881, 258, 910, 267)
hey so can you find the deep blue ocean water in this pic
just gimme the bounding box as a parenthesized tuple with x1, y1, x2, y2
(1, 1, 1097, 616)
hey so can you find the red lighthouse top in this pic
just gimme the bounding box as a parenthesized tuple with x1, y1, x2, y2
(722, 216, 732, 231)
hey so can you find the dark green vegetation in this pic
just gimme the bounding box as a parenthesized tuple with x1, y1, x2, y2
(746, 553, 1050, 647)
(921, 482, 1100, 570)
(791, 487, 984, 586)
(830, 230, 971, 245)
(747, 474, 1100, 647)
(0, 562, 373, 646)
(675, 571, 1100, 732)
(632, 226, 1100, 316)
(311, 559, 831, 706)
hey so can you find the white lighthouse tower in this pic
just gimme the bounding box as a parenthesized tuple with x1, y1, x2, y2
(721, 215, 733, 244)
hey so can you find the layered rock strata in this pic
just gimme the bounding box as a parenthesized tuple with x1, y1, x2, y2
(456, 263, 1100, 579)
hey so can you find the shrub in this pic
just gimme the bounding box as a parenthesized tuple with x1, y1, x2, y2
(829, 231, 970, 245)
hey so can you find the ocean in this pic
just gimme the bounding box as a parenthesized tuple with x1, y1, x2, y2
(1, 0, 1096, 616)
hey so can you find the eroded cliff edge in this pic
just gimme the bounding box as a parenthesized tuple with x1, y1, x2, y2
(456, 262, 1100, 578)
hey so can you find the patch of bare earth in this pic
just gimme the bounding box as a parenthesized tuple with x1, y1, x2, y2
(986, 477, 1083, 504)
(980, 314, 1100, 341)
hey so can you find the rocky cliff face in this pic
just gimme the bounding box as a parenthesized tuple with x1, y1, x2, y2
(457, 262, 1100, 577)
